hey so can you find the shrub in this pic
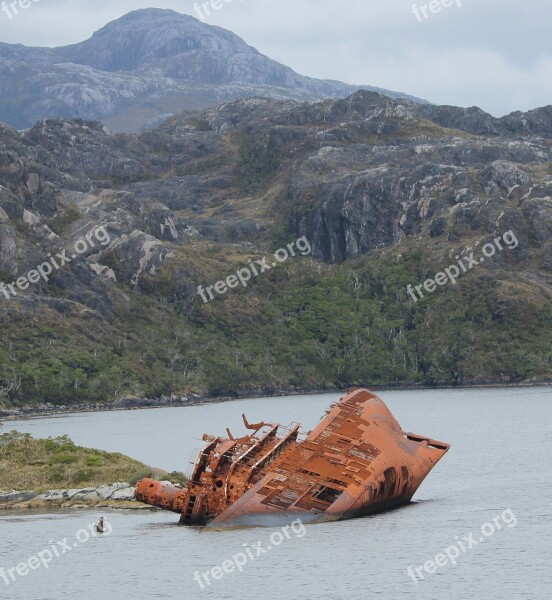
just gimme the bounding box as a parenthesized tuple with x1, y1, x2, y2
(50, 454, 78, 465)
(166, 471, 188, 486)
(72, 470, 93, 485)
(47, 468, 64, 483)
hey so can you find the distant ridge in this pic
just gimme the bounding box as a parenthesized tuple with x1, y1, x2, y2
(0, 8, 427, 132)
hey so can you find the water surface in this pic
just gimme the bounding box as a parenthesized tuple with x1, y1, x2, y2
(1, 387, 551, 599)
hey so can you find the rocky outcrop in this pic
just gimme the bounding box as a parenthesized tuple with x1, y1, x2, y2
(2, 89, 552, 306)
(3, 88, 552, 267)
(0, 483, 144, 510)
(111, 395, 190, 409)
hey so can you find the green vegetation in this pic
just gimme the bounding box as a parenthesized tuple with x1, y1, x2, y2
(0, 236, 550, 408)
(0, 431, 185, 491)
(46, 205, 82, 236)
(2, 92, 550, 413)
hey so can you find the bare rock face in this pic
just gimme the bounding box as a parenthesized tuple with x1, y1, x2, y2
(0, 219, 17, 277)
(282, 95, 552, 263)
(1, 89, 551, 300)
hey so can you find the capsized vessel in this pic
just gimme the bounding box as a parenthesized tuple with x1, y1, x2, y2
(135, 388, 449, 527)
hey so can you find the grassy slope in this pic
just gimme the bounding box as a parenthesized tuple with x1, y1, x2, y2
(0, 431, 180, 492)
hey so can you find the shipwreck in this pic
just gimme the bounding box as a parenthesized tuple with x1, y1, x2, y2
(135, 388, 449, 527)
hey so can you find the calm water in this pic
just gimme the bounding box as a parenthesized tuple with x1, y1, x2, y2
(1, 387, 551, 600)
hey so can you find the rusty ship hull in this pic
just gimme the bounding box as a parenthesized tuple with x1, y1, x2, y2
(135, 388, 449, 527)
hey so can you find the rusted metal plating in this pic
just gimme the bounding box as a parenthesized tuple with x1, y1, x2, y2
(135, 388, 449, 527)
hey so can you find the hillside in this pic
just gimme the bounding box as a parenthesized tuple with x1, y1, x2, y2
(0, 91, 551, 410)
(0, 430, 177, 492)
(0, 8, 425, 132)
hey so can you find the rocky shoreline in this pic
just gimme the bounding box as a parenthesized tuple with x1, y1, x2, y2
(1, 380, 550, 421)
(0, 385, 339, 420)
(0, 482, 152, 511)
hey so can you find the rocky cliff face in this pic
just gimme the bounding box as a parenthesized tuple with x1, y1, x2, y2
(0, 91, 551, 405)
(3, 89, 552, 282)
(283, 97, 552, 264)
(0, 9, 425, 133)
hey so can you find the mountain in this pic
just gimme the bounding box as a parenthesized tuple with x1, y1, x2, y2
(0, 8, 426, 133)
(0, 91, 551, 411)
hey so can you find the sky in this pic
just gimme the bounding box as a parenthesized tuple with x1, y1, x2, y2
(0, 0, 550, 116)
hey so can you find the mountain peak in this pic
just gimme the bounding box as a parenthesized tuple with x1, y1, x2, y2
(53, 8, 253, 72)
(0, 9, 427, 131)
(94, 7, 202, 28)
(113, 8, 185, 19)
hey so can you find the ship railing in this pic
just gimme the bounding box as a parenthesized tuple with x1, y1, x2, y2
(278, 421, 307, 441)
(186, 447, 201, 478)
(186, 435, 218, 478)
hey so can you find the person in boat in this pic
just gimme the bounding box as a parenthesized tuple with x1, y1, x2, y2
(95, 517, 108, 533)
